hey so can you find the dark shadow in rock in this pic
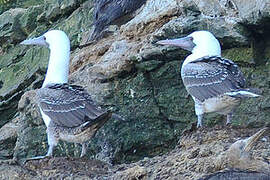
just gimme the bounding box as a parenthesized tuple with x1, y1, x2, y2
(199, 170, 270, 180)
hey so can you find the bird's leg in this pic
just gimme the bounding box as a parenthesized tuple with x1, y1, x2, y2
(80, 143, 88, 157)
(197, 115, 203, 128)
(45, 127, 58, 157)
(26, 145, 55, 161)
(226, 113, 233, 125)
(194, 102, 204, 128)
(26, 128, 57, 161)
(45, 144, 54, 157)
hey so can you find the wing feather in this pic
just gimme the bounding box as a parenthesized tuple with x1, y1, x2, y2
(37, 84, 109, 128)
(181, 56, 246, 102)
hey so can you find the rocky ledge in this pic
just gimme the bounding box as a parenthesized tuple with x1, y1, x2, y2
(0, 127, 269, 179)
(0, 0, 269, 179)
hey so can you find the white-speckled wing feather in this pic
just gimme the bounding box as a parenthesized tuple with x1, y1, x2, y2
(37, 83, 109, 128)
(181, 56, 246, 102)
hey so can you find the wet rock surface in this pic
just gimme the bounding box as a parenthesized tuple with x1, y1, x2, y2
(0, 0, 269, 179)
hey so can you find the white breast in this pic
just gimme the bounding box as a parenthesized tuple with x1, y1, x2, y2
(40, 108, 52, 127)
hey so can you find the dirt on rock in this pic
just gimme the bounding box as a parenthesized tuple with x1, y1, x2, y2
(2, 126, 267, 180)
(24, 157, 110, 179)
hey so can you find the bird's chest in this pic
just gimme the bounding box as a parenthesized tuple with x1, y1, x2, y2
(59, 128, 96, 143)
(202, 95, 241, 114)
(49, 124, 98, 144)
(40, 108, 51, 127)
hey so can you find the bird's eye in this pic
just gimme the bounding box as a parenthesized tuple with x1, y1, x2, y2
(189, 37, 194, 41)
(43, 36, 46, 41)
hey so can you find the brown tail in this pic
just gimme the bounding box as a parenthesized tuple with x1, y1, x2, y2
(82, 111, 112, 131)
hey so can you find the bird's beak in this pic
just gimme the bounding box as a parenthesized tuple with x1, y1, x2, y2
(156, 36, 196, 52)
(243, 128, 267, 152)
(20, 35, 48, 47)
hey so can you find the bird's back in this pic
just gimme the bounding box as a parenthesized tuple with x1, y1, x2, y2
(37, 83, 111, 128)
(181, 56, 246, 103)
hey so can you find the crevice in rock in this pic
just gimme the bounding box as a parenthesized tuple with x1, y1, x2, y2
(142, 62, 184, 128)
(0, 80, 3, 89)
(100, 64, 138, 84)
(0, 69, 42, 101)
(0, 68, 44, 128)
(113, 139, 175, 164)
(42, 0, 89, 23)
(239, 18, 270, 65)
(6, 53, 27, 69)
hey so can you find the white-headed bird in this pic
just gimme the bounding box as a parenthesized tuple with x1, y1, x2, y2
(20, 30, 112, 159)
(157, 31, 260, 127)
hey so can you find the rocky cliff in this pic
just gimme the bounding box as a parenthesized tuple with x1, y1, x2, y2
(0, 0, 269, 179)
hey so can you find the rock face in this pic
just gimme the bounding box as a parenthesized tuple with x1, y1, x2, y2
(0, 128, 269, 179)
(0, 0, 269, 178)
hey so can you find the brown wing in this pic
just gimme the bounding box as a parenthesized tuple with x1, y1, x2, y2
(92, 0, 146, 40)
(37, 83, 110, 128)
(181, 56, 246, 102)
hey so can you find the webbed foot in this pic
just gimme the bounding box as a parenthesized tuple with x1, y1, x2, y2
(25, 155, 51, 162)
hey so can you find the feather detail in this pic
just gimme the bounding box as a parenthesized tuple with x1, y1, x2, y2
(37, 83, 110, 128)
(181, 56, 246, 102)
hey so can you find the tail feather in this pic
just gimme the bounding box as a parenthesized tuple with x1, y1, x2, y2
(111, 113, 126, 121)
(225, 88, 261, 98)
(82, 111, 112, 131)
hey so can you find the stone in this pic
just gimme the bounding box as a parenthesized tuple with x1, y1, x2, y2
(19, 5, 44, 35)
(0, 8, 27, 47)
(52, 0, 94, 47)
(233, 0, 270, 25)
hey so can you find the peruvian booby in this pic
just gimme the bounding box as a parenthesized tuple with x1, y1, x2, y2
(89, 0, 146, 41)
(157, 31, 260, 128)
(224, 128, 269, 172)
(20, 30, 112, 158)
(204, 128, 269, 179)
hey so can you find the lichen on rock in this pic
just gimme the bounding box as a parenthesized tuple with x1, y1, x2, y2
(0, 0, 269, 179)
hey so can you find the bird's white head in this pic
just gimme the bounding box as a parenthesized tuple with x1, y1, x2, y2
(156, 30, 221, 65)
(20, 30, 70, 87)
(20, 30, 70, 50)
(188, 31, 221, 57)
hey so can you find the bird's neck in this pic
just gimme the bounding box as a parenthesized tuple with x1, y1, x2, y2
(42, 45, 70, 87)
(183, 50, 221, 66)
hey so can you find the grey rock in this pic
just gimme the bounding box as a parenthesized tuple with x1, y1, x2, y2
(0, 8, 27, 47)
(234, 0, 270, 25)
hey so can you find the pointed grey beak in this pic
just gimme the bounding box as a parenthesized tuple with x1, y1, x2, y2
(156, 36, 196, 52)
(20, 35, 48, 47)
